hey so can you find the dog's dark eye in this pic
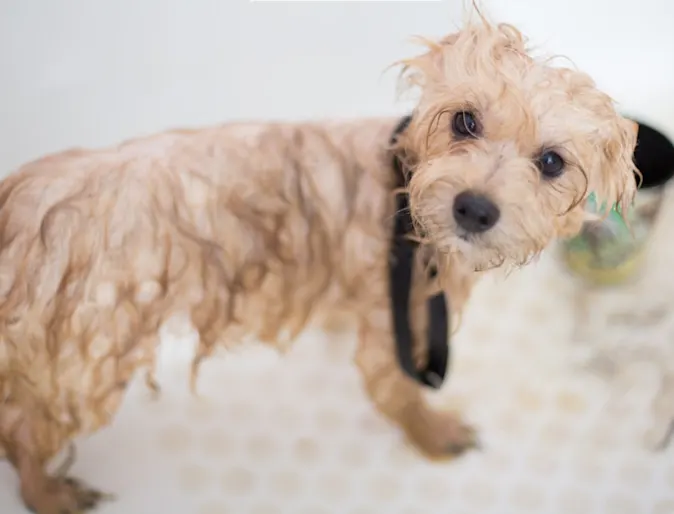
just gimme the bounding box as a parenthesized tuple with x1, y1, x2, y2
(452, 111, 480, 138)
(536, 150, 565, 178)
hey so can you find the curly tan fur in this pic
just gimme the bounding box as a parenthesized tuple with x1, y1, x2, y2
(0, 19, 637, 513)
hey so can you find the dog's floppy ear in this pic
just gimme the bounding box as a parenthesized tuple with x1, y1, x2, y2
(590, 117, 639, 218)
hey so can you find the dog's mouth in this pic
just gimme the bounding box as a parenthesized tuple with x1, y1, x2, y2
(455, 228, 480, 244)
(448, 231, 507, 269)
(448, 230, 480, 254)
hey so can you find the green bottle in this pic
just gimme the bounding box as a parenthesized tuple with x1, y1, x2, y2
(560, 189, 663, 285)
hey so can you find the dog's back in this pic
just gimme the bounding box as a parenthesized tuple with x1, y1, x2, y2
(0, 118, 398, 444)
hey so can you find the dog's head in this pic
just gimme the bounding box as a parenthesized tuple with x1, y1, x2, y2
(396, 21, 638, 271)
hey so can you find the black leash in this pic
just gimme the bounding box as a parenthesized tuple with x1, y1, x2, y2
(388, 116, 450, 389)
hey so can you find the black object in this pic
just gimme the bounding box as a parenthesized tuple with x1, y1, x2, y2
(388, 115, 450, 389)
(632, 119, 674, 189)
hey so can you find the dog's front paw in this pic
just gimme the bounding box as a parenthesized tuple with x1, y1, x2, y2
(402, 408, 480, 460)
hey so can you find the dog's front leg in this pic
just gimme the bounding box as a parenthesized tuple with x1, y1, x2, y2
(355, 305, 478, 459)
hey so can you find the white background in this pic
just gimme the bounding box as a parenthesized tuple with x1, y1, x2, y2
(1, 0, 673, 173)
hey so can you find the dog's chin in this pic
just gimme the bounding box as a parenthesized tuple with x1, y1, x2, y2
(448, 232, 477, 254)
(443, 232, 510, 272)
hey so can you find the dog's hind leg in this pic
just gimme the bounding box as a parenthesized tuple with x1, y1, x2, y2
(0, 401, 112, 514)
(354, 303, 478, 459)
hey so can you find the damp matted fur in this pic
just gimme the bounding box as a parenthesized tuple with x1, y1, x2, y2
(0, 15, 637, 514)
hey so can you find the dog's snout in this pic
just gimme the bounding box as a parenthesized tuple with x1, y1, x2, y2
(452, 191, 500, 233)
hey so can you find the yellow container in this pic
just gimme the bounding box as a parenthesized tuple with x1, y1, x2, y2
(560, 189, 663, 286)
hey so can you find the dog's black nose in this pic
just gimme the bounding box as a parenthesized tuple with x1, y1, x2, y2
(453, 191, 500, 233)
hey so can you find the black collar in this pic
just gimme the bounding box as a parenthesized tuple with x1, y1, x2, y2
(389, 116, 451, 389)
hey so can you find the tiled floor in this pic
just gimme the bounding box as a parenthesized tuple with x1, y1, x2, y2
(1, 191, 674, 513)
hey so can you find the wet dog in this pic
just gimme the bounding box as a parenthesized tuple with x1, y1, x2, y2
(0, 19, 637, 513)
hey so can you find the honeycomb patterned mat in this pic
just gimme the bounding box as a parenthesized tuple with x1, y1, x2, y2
(2, 196, 674, 514)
